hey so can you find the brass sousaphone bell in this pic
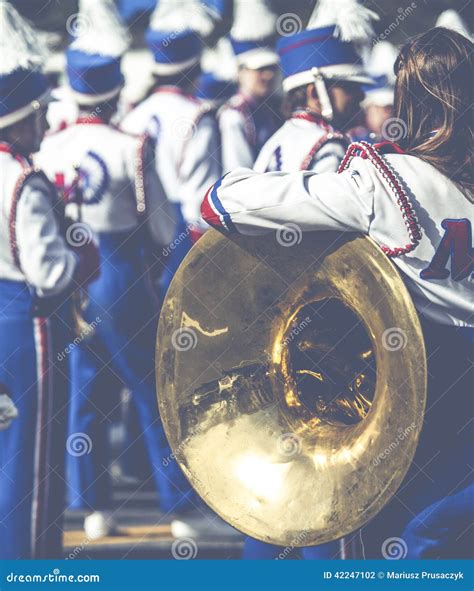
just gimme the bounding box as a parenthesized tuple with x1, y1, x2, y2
(156, 229, 427, 546)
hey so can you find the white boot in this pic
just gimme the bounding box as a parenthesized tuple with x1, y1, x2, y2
(84, 511, 117, 541)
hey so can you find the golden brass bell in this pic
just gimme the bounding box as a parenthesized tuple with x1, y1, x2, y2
(156, 229, 426, 546)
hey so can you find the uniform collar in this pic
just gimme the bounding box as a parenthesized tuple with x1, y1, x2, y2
(75, 115, 108, 125)
(291, 110, 332, 131)
(154, 85, 198, 103)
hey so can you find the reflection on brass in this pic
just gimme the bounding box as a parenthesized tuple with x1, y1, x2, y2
(156, 230, 427, 547)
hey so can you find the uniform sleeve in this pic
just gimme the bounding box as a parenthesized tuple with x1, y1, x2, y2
(219, 107, 255, 172)
(178, 113, 221, 229)
(16, 179, 78, 296)
(139, 137, 177, 245)
(310, 141, 347, 174)
(201, 158, 375, 236)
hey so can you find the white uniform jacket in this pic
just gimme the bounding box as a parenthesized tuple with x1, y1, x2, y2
(36, 119, 175, 246)
(0, 145, 77, 297)
(254, 111, 348, 174)
(202, 141, 473, 327)
(219, 93, 280, 172)
(121, 86, 221, 228)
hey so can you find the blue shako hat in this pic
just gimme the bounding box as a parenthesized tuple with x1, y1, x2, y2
(0, 1, 51, 129)
(146, 29, 203, 75)
(66, 0, 130, 105)
(229, 0, 278, 69)
(277, 0, 378, 120)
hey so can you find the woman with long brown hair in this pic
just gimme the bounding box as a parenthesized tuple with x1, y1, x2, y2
(201, 27, 473, 558)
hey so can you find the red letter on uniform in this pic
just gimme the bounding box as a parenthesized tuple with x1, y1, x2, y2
(421, 219, 473, 281)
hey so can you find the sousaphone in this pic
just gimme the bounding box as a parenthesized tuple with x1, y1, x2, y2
(156, 229, 426, 546)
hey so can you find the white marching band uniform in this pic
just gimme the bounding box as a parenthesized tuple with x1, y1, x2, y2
(0, 2, 95, 559)
(254, 112, 347, 173)
(35, 0, 194, 542)
(218, 0, 280, 171)
(122, 87, 220, 229)
(37, 122, 174, 245)
(0, 150, 77, 292)
(203, 147, 473, 327)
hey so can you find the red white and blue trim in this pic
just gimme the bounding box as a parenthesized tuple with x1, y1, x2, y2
(31, 316, 54, 558)
(201, 174, 236, 232)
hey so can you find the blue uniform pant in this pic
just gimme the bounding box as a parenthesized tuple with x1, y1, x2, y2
(67, 231, 194, 514)
(159, 204, 193, 297)
(0, 281, 71, 559)
(357, 321, 473, 559)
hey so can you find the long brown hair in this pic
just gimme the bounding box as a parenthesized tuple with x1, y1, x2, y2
(394, 27, 473, 193)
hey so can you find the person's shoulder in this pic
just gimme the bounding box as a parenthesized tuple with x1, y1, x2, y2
(218, 95, 247, 125)
(42, 124, 76, 147)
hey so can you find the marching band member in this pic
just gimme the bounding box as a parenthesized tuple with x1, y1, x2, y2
(121, 11, 221, 287)
(202, 26, 473, 559)
(219, 0, 281, 172)
(254, 0, 377, 175)
(36, 10, 189, 541)
(47, 0, 132, 134)
(0, 2, 99, 559)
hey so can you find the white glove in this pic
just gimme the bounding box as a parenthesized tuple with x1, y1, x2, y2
(0, 394, 18, 431)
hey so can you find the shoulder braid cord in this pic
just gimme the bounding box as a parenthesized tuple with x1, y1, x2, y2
(135, 133, 149, 217)
(337, 141, 422, 258)
(300, 132, 348, 171)
(10, 166, 56, 270)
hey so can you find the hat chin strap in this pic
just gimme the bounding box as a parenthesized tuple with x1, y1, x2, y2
(312, 67, 333, 121)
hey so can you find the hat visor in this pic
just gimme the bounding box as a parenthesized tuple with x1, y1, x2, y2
(362, 88, 394, 107)
(237, 49, 279, 70)
(151, 55, 201, 75)
(283, 65, 374, 92)
(69, 83, 123, 106)
(0, 88, 53, 129)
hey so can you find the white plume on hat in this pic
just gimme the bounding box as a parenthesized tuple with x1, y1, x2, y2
(436, 9, 471, 39)
(308, 0, 378, 43)
(367, 41, 398, 84)
(70, 0, 131, 57)
(231, 0, 277, 41)
(202, 37, 238, 81)
(0, 1, 48, 74)
(149, 0, 219, 37)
